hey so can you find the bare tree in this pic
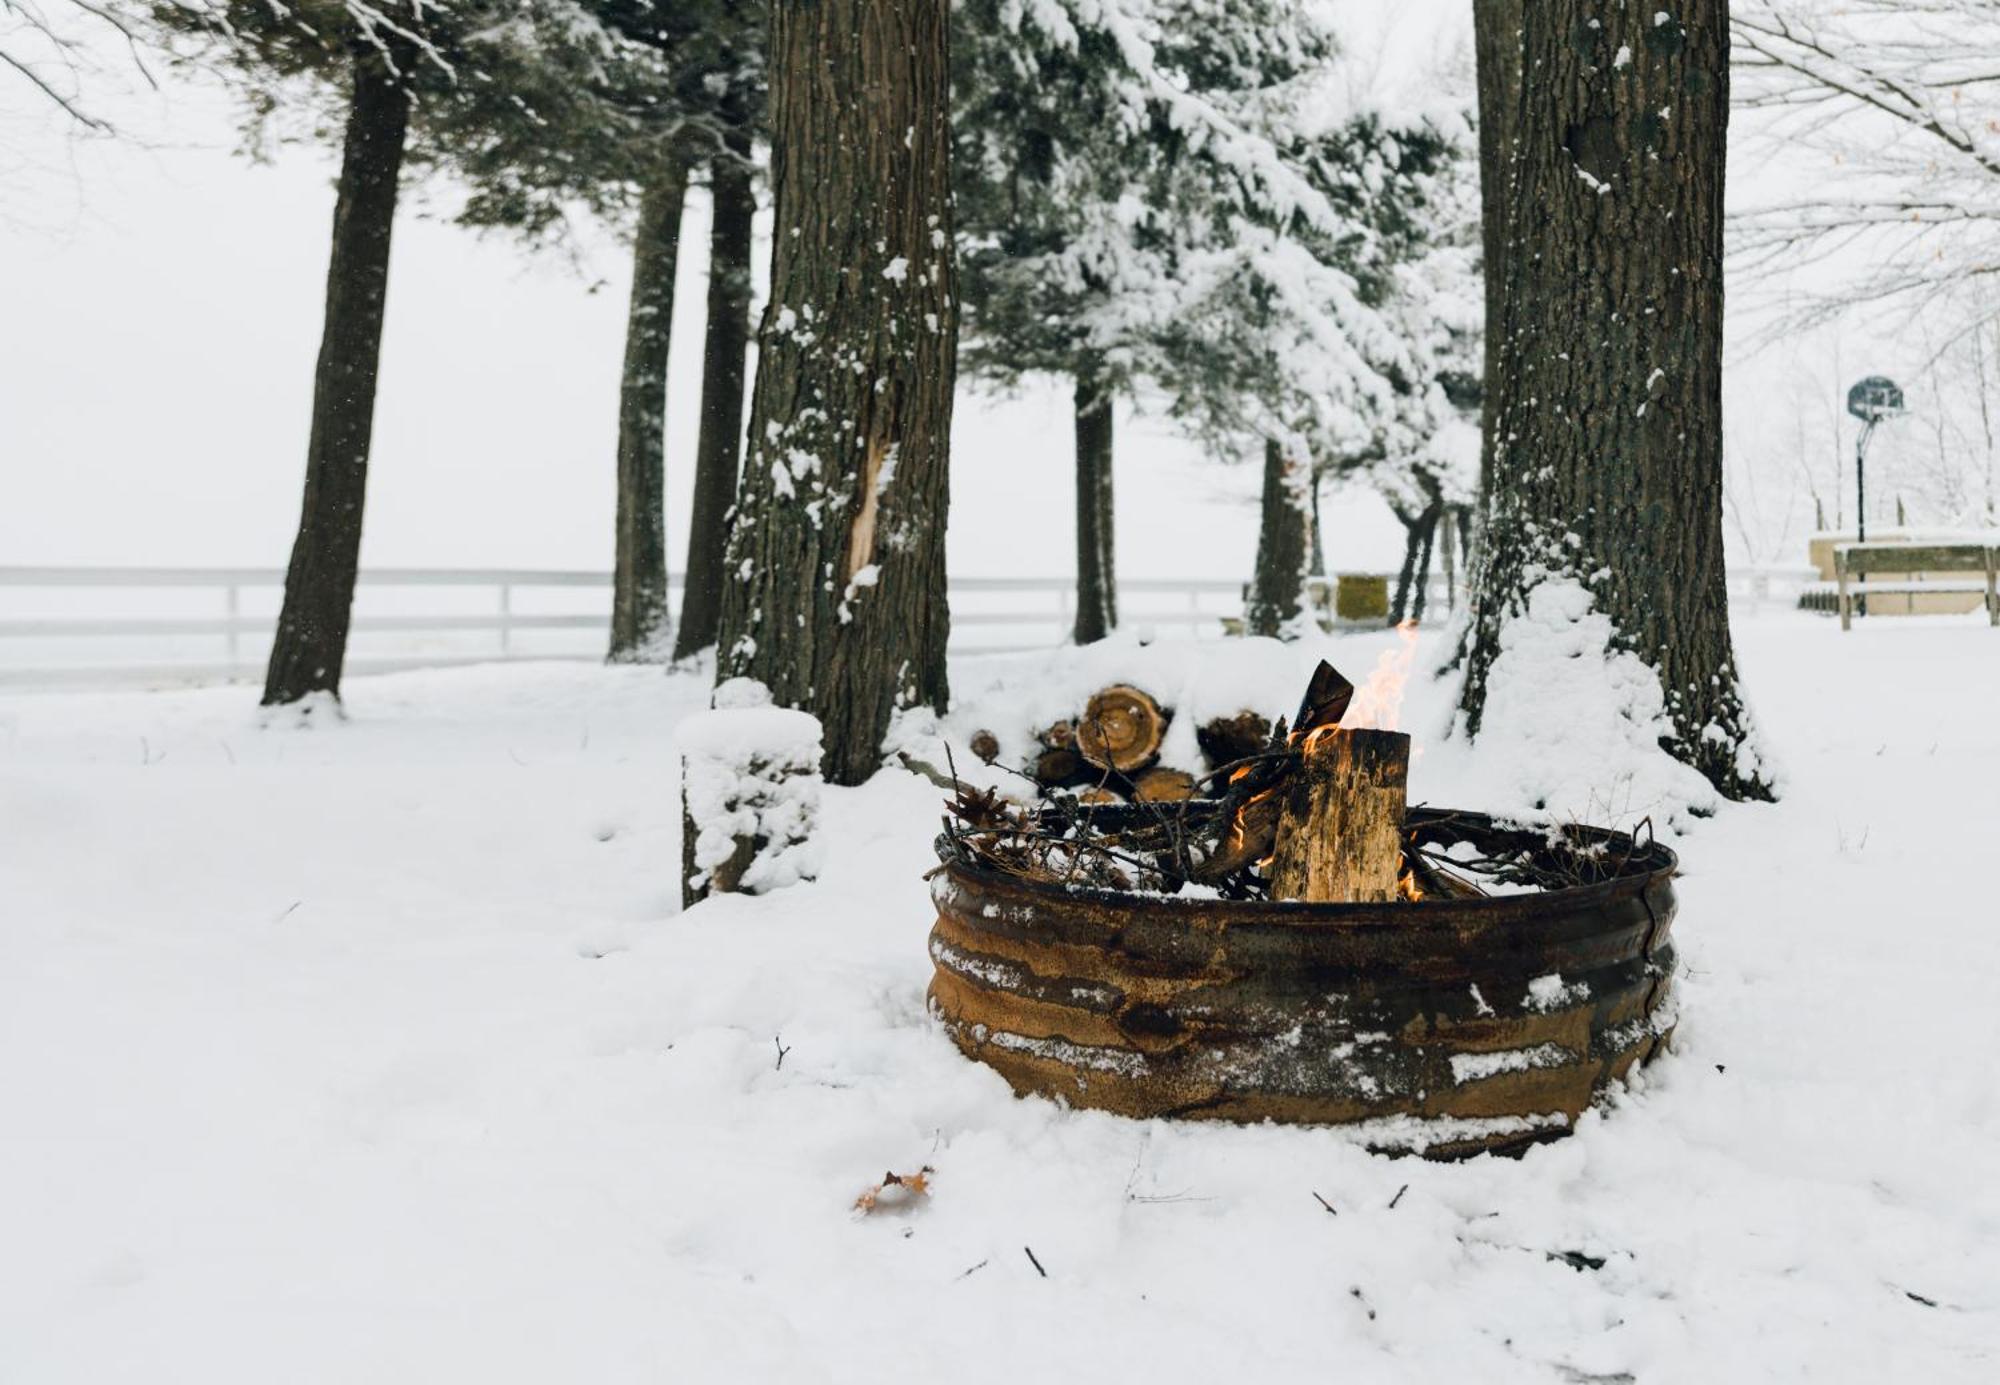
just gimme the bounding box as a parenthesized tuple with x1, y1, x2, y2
(1732, 1, 2000, 336)
(2, 0, 154, 132)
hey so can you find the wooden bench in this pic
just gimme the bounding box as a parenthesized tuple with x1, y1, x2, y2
(1834, 542, 1998, 631)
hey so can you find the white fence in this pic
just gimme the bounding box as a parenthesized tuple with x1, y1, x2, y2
(0, 564, 1816, 689)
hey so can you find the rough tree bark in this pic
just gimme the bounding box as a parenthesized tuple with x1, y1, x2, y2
(674, 134, 756, 660)
(1473, 0, 1522, 499)
(610, 150, 692, 662)
(1457, 0, 1770, 800)
(263, 43, 412, 707)
(1073, 362, 1117, 644)
(1248, 437, 1311, 638)
(715, 0, 956, 787)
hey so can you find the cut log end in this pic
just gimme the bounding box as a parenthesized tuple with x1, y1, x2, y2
(969, 729, 1000, 765)
(1130, 767, 1199, 803)
(1268, 728, 1410, 903)
(1076, 685, 1167, 773)
(1197, 710, 1273, 770)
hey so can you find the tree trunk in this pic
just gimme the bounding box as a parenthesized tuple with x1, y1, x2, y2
(674, 134, 757, 660)
(1436, 0, 1523, 679)
(1456, 0, 1770, 801)
(1073, 363, 1117, 644)
(1248, 437, 1311, 638)
(715, 0, 956, 787)
(610, 151, 692, 662)
(263, 46, 411, 707)
(1308, 468, 1327, 577)
(1389, 501, 1441, 625)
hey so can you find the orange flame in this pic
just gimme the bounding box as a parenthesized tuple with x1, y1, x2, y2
(1342, 621, 1420, 732)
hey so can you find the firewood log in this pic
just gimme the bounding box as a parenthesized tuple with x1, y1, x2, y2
(1075, 685, 1167, 773)
(1075, 785, 1126, 806)
(1034, 746, 1091, 788)
(1130, 767, 1198, 803)
(1037, 719, 1076, 750)
(1269, 728, 1409, 903)
(1196, 710, 1272, 770)
(969, 729, 1000, 764)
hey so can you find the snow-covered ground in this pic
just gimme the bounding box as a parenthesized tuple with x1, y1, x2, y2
(3, 611, 1997, 1382)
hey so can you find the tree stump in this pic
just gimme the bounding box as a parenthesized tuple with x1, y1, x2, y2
(1268, 728, 1410, 903)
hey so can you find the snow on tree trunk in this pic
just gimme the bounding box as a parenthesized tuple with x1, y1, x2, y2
(1073, 362, 1117, 645)
(715, 0, 956, 787)
(611, 154, 691, 664)
(1248, 438, 1312, 639)
(676, 136, 757, 661)
(263, 44, 411, 708)
(679, 688, 824, 908)
(1457, 0, 1772, 803)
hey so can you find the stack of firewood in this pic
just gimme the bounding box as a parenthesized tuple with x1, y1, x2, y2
(970, 685, 1274, 806)
(947, 661, 1499, 905)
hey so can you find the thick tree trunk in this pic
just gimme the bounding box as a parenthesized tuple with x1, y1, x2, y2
(715, 0, 956, 787)
(1073, 364, 1116, 644)
(610, 152, 692, 662)
(1248, 437, 1311, 639)
(263, 47, 411, 707)
(1456, 0, 1770, 800)
(674, 135, 757, 660)
(1472, 0, 1522, 507)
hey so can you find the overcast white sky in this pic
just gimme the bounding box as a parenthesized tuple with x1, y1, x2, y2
(1, 2, 1954, 585)
(0, 44, 1413, 580)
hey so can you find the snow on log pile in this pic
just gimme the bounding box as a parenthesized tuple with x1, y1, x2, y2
(678, 680, 824, 907)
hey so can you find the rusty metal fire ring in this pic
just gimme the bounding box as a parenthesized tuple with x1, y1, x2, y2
(927, 807, 1678, 1159)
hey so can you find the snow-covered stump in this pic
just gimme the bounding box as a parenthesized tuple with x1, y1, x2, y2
(678, 704, 825, 909)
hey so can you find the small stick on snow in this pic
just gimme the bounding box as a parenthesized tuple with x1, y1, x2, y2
(774, 1035, 791, 1071)
(1312, 1192, 1338, 1216)
(956, 1259, 989, 1281)
(1388, 1184, 1408, 1209)
(1023, 1245, 1048, 1278)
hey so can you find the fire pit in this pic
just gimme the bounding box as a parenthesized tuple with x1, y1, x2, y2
(928, 807, 1677, 1156)
(926, 661, 1678, 1158)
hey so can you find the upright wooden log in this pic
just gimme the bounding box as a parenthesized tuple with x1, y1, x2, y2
(1268, 729, 1410, 903)
(1076, 685, 1166, 773)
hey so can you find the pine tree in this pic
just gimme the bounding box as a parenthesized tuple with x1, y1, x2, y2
(1456, 0, 1771, 801)
(953, 0, 1361, 645)
(714, 0, 955, 787)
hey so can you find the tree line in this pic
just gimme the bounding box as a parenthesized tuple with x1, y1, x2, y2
(37, 0, 1769, 801)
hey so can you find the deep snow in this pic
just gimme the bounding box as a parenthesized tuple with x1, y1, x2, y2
(3, 612, 1997, 1382)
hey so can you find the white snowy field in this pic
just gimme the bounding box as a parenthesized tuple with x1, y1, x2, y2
(3, 611, 1998, 1383)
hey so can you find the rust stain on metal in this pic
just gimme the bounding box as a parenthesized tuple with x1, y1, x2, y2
(927, 808, 1678, 1159)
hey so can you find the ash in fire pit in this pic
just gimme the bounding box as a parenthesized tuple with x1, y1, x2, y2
(927, 660, 1679, 1158)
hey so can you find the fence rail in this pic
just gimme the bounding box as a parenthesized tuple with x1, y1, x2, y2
(0, 564, 1816, 689)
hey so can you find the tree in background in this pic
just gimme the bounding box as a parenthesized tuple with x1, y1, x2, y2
(1456, 0, 1771, 801)
(952, 0, 1362, 645)
(433, 0, 763, 663)
(674, 115, 759, 660)
(2, 0, 154, 132)
(715, 0, 955, 787)
(1150, 103, 1479, 640)
(1732, 1, 2000, 338)
(155, 0, 676, 701)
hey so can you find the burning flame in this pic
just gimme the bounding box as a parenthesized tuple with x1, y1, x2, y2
(1342, 620, 1420, 732)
